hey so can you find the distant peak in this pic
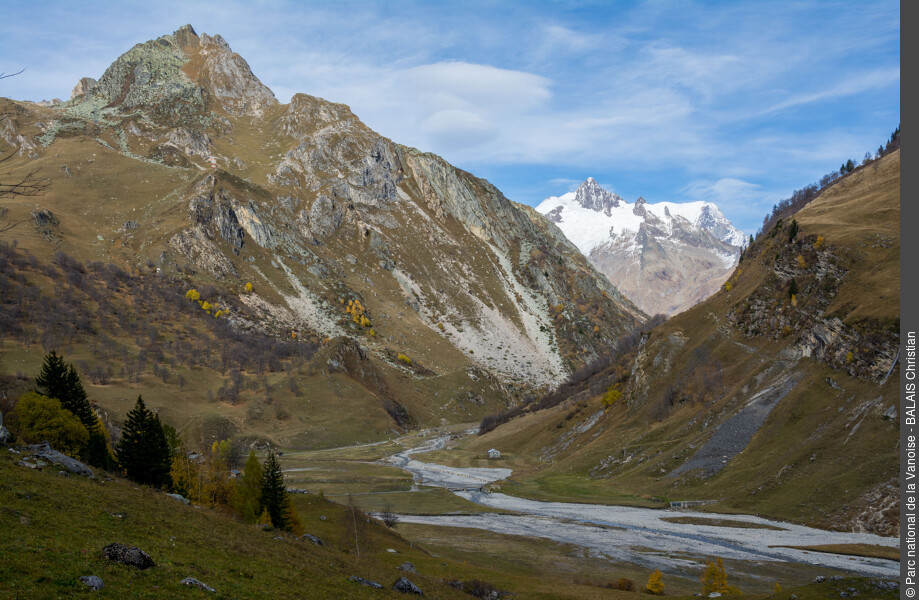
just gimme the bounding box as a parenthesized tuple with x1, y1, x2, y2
(575, 177, 622, 212)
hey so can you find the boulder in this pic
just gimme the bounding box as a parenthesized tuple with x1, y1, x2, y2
(28, 443, 93, 477)
(883, 405, 897, 420)
(78, 575, 104, 590)
(301, 533, 323, 546)
(167, 493, 191, 504)
(180, 577, 216, 593)
(0, 411, 10, 445)
(814, 576, 826, 583)
(392, 577, 424, 595)
(396, 562, 417, 573)
(102, 543, 155, 569)
(348, 575, 383, 589)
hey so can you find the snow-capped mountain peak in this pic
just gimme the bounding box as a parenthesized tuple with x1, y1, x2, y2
(536, 178, 745, 315)
(574, 177, 623, 214)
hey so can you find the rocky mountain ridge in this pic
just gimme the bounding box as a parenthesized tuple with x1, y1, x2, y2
(0, 25, 644, 438)
(473, 151, 900, 534)
(537, 178, 745, 316)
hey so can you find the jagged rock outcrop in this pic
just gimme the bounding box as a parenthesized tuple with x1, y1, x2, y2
(1, 25, 645, 394)
(537, 178, 745, 315)
(70, 77, 97, 100)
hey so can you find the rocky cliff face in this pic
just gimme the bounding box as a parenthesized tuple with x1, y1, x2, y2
(537, 178, 745, 316)
(475, 151, 900, 534)
(1, 25, 643, 393)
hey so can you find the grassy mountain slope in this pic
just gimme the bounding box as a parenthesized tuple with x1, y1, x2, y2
(462, 151, 900, 534)
(0, 24, 643, 446)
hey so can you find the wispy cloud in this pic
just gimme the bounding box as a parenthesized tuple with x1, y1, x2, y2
(0, 0, 900, 233)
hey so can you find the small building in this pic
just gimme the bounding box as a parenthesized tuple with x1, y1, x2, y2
(487, 448, 501, 459)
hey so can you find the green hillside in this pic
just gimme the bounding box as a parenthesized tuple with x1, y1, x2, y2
(462, 150, 901, 534)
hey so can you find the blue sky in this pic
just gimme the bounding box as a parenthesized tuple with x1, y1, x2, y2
(0, 0, 900, 233)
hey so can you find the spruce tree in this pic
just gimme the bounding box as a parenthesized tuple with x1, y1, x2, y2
(117, 396, 172, 488)
(260, 451, 291, 530)
(787, 219, 799, 242)
(36, 351, 113, 468)
(234, 450, 263, 522)
(35, 351, 69, 405)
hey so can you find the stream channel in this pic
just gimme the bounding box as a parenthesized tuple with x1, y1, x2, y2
(384, 435, 898, 578)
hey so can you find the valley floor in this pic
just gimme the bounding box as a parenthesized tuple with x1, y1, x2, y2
(279, 428, 900, 595)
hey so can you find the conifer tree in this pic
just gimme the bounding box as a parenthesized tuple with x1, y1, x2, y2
(34, 351, 68, 405)
(35, 351, 113, 468)
(117, 396, 172, 488)
(788, 219, 799, 242)
(234, 450, 263, 522)
(260, 451, 292, 530)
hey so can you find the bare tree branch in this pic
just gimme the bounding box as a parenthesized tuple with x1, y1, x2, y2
(0, 68, 27, 80)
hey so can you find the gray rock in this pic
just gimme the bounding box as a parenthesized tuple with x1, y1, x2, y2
(102, 543, 155, 569)
(78, 575, 104, 590)
(301, 533, 323, 546)
(0, 411, 10, 445)
(814, 575, 826, 583)
(883, 405, 898, 420)
(348, 575, 383, 589)
(180, 577, 216, 593)
(396, 562, 417, 573)
(392, 577, 424, 595)
(28, 443, 93, 477)
(167, 493, 190, 504)
(309, 195, 344, 238)
(70, 77, 98, 100)
(708, 594, 722, 599)
(16, 459, 40, 469)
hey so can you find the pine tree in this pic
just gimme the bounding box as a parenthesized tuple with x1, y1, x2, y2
(260, 451, 292, 530)
(787, 219, 799, 242)
(34, 351, 69, 406)
(788, 277, 799, 298)
(84, 420, 115, 470)
(234, 450, 263, 522)
(117, 396, 171, 488)
(36, 351, 113, 468)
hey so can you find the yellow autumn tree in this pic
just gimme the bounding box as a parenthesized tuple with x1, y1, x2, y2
(700, 557, 740, 596)
(201, 440, 234, 509)
(185, 289, 201, 301)
(602, 386, 621, 407)
(646, 569, 664, 595)
(244, 282, 253, 293)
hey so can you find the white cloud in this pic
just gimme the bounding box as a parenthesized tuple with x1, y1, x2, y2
(421, 109, 496, 149)
(760, 67, 900, 115)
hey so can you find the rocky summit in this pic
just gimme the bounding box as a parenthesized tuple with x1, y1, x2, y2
(537, 178, 745, 316)
(0, 26, 644, 440)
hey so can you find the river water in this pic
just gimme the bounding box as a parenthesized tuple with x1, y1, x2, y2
(385, 436, 898, 578)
